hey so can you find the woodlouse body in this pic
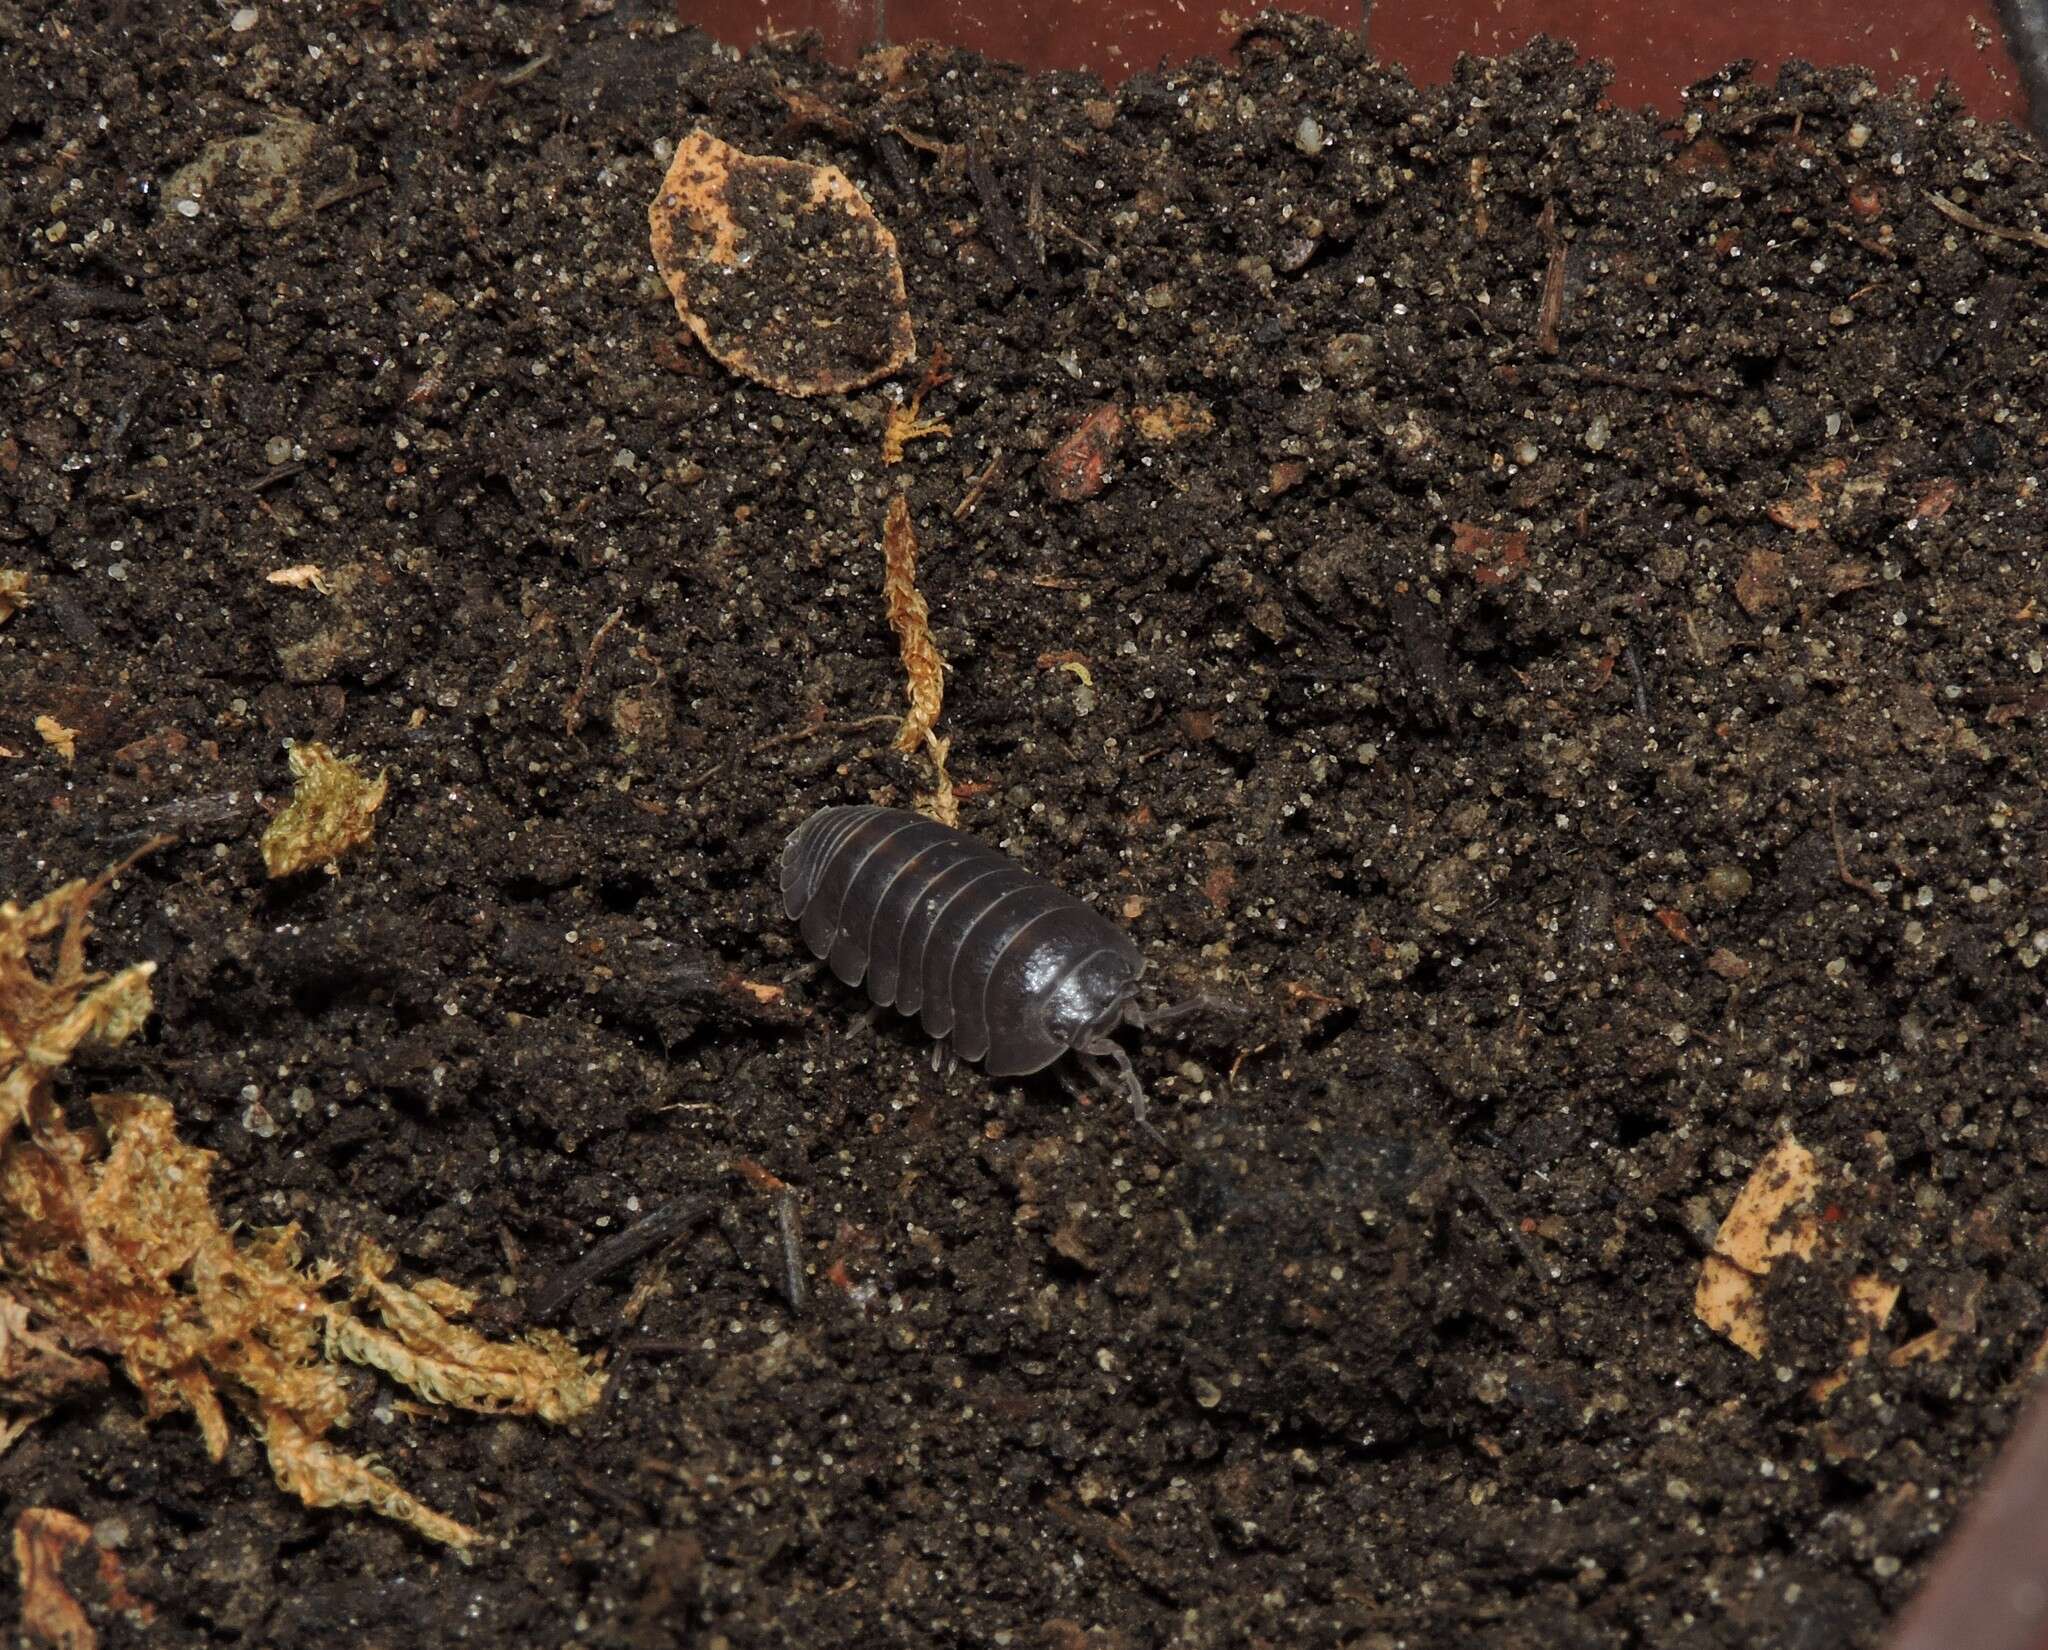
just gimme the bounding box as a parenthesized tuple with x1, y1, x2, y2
(780, 805, 1156, 1100)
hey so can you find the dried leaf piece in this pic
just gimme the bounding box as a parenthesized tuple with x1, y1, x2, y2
(0, 571, 27, 626)
(1449, 522, 1530, 587)
(1040, 403, 1125, 501)
(1812, 1274, 1902, 1402)
(882, 496, 944, 756)
(648, 129, 916, 396)
(0, 1296, 107, 1452)
(259, 742, 388, 878)
(1133, 397, 1216, 444)
(14, 1508, 97, 1650)
(1733, 549, 1788, 618)
(264, 564, 330, 594)
(1694, 1135, 1820, 1356)
(33, 718, 78, 763)
(10, 1507, 150, 1650)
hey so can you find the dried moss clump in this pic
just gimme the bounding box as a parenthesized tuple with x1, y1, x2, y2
(260, 741, 389, 878)
(0, 869, 604, 1546)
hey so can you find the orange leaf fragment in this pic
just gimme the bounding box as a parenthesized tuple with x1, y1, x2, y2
(1694, 1135, 1820, 1357)
(648, 129, 916, 397)
(13, 1509, 91, 1650)
(1449, 522, 1530, 586)
(1040, 403, 1125, 501)
(1654, 908, 1695, 945)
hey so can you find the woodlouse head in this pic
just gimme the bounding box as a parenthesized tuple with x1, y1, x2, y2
(1042, 949, 1145, 1052)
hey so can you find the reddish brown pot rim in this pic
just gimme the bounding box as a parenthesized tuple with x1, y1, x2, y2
(688, 0, 2031, 127)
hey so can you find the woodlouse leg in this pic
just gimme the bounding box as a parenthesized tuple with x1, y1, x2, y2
(929, 1040, 946, 1075)
(1076, 1042, 1170, 1154)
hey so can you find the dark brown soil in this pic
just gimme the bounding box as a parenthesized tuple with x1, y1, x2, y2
(4, 5, 2047, 1645)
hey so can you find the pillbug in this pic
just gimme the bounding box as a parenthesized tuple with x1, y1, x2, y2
(780, 805, 1217, 1128)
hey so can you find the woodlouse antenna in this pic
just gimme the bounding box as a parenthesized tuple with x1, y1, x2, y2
(1123, 989, 1240, 1032)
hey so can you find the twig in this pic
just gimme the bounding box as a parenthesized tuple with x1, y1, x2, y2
(1622, 640, 1652, 723)
(564, 606, 626, 735)
(244, 464, 306, 493)
(952, 450, 1005, 519)
(309, 175, 389, 215)
(749, 711, 897, 755)
(1923, 188, 2048, 252)
(529, 1197, 718, 1323)
(498, 53, 552, 88)
(966, 150, 1040, 288)
(1536, 199, 1565, 356)
(776, 1193, 806, 1310)
(1829, 788, 1879, 898)
(1830, 219, 1900, 261)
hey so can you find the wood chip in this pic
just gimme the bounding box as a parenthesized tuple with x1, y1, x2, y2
(264, 564, 330, 593)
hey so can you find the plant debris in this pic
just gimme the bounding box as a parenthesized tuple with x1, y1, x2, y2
(1694, 1135, 1820, 1356)
(264, 564, 330, 594)
(648, 128, 916, 396)
(881, 494, 945, 757)
(11, 1507, 150, 1650)
(0, 1295, 106, 1453)
(1040, 402, 1125, 501)
(32, 718, 77, 763)
(882, 349, 953, 464)
(0, 871, 606, 1547)
(259, 742, 389, 879)
(0, 572, 26, 626)
(879, 495, 959, 823)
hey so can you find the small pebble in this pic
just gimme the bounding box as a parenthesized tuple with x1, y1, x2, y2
(230, 6, 258, 28)
(1295, 116, 1325, 155)
(176, 198, 200, 217)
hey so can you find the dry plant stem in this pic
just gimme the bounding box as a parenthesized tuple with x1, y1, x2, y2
(882, 494, 944, 754)
(919, 731, 960, 828)
(1923, 187, 2048, 251)
(565, 605, 627, 735)
(1883, 1381, 2048, 1650)
(529, 1197, 718, 1323)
